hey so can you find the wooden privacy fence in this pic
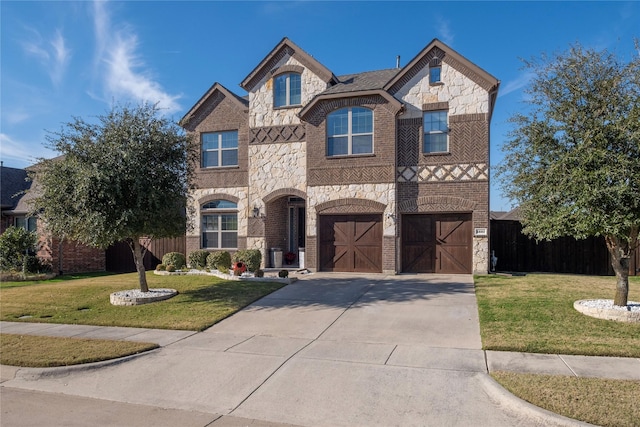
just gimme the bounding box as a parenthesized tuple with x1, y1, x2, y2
(490, 220, 639, 276)
(106, 236, 186, 272)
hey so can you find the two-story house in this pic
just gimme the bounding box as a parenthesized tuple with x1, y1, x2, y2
(181, 38, 499, 274)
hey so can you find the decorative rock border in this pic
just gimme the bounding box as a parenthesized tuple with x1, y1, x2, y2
(574, 299, 640, 323)
(153, 269, 296, 284)
(110, 288, 178, 306)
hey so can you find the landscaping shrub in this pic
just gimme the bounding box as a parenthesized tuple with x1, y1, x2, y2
(155, 264, 166, 271)
(166, 264, 176, 272)
(22, 255, 50, 274)
(255, 269, 264, 278)
(162, 252, 186, 270)
(218, 265, 230, 275)
(206, 251, 231, 270)
(0, 226, 38, 271)
(232, 249, 262, 272)
(278, 269, 289, 278)
(188, 250, 209, 269)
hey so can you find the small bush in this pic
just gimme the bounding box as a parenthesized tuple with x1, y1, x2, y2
(254, 269, 264, 278)
(155, 264, 166, 271)
(278, 269, 289, 278)
(22, 255, 50, 274)
(0, 226, 38, 271)
(162, 252, 186, 270)
(166, 264, 176, 272)
(188, 250, 209, 269)
(206, 251, 231, 270)
(232, 249, 262, 272)
(218, 265, 230, 275)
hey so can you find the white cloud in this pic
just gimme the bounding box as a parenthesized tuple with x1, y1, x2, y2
(91, 0, 181, 114)
(499, 72, 535, 98)
(0, 133, 51, 167)
(436, 17, 454, 46)
(20, 27, 70, 86)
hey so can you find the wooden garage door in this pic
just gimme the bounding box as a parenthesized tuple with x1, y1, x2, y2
(319, 214, 382, 273)
(402, 213, 472, 274)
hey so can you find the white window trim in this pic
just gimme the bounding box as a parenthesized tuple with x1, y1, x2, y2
(423, 111, 449, 154)
(327, 107, 374, 157)
(274, 73, 301, 108)
(201, 131, 238, 168)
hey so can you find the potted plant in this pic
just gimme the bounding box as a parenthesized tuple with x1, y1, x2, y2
(284, 252, 296, 264)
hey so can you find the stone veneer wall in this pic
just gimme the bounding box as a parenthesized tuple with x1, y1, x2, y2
(186, 187, 249, 256)
(249, 56, 327, 128)
(395, 62, 489, 119)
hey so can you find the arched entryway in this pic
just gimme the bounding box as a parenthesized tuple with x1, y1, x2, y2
(263, 189, 306, 268)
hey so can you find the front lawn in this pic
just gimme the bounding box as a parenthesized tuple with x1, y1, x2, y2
(475, 274, 640, 357)
(0, 272, 285, 331)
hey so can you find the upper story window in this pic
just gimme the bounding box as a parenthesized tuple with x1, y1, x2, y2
(327, 107, 373, 156)
(429, 66, 441, 84)
(201, 200, 238, 249)
(14, 216, 37, 232)
(423, 111, 449, 153)
(274, 73, 301, 108)
(201, 131, 238, 168)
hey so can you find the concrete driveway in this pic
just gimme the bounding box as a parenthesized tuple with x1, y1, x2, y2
(2, 273, 569, 426)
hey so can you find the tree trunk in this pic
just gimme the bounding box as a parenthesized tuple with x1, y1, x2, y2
(605, 235, 629, 307)
(129, 238, 149, 293)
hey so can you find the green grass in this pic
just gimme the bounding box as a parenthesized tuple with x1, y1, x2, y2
(0, 272, 285, 331)
(475, 274, 640, 357)
(491, 371, 640, 427)
(0, 271, 116, 289)
(0, 334, 158, 367)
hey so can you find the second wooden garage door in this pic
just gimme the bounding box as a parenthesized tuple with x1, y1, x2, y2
(402, 213, 472, 274)
(319, 214, 382, 273)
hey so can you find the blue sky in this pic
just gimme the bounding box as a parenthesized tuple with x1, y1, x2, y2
(1, 1, 638, 210)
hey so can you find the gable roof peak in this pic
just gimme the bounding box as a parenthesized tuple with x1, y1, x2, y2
(180, 82, 247, 128)
(240, 38, 337, 92)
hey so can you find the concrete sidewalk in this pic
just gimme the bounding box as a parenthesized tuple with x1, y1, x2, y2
(1, 273, 636, 426)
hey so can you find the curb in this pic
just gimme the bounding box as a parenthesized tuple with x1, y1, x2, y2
(7, 348, 161, 381)
(478, 373, 596, 427)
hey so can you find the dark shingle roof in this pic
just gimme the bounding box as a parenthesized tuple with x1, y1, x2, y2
(322, 69, 401, 95)
(1, 166, 31, 210)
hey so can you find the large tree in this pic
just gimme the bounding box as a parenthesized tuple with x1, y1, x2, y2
(31, 104, 193, 292)
(498, 43, 640, 306)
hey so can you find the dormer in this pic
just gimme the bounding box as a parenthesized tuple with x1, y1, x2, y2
(240, 37, 338, 128)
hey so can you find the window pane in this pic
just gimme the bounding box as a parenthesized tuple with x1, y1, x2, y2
(202, 200, 237, 210)
(202, 151, 218, 167)
(201, 133, 218, 150)
(203, 215, 219, 231)
(327, 110, 349, 136)
(221, 131, 237, 149)
(429, 66, 441, 83)
(351, 108, 372, 134)
(27, 217, 37, 232)
(424, 133, 448, 153)
(221, 232, 238, 248)
(290, 74, 301, 105)
(352, 135, 373, 154)
(274, 74, 287, 107)
(202, 232, 218, 249)
(15, 217, 25, 229)
(221, 214, 238, 231)
(328, 136, 348, 156)
(221, 149, 238, 166)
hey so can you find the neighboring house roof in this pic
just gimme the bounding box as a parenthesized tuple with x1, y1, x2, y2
(240, 37, 338, 92)
(0, 166, 31, 211)
(180, 82, 248, 129)
(490, 207, 522, 221)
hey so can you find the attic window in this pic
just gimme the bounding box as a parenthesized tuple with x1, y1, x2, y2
(429, 58, 442, 84)
(274, 73, 301, 108)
